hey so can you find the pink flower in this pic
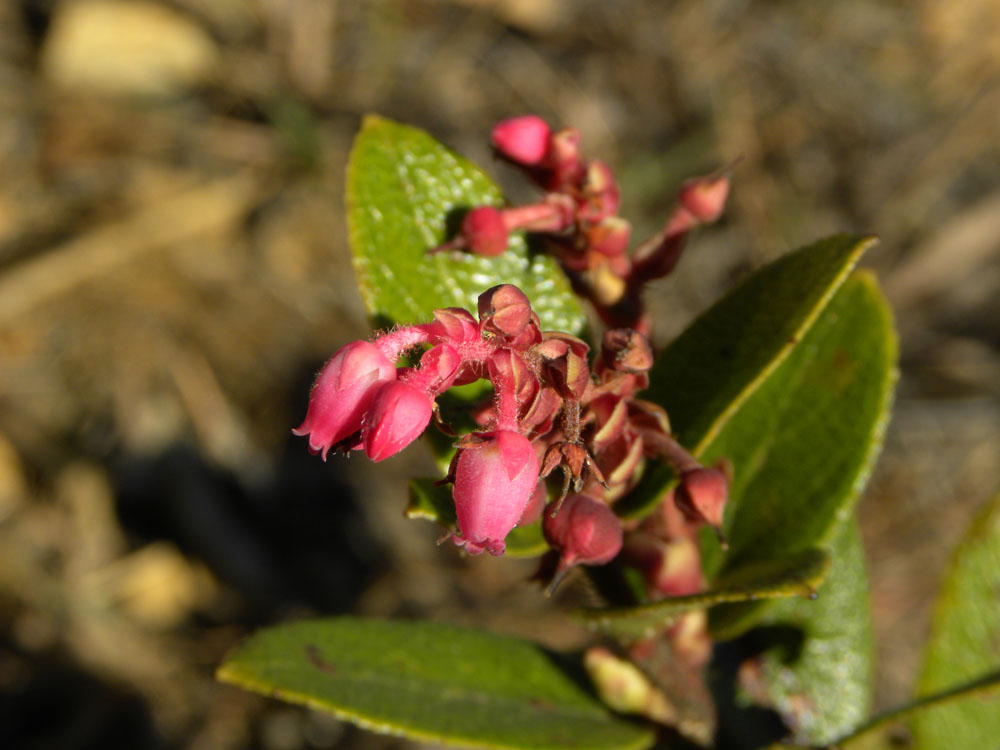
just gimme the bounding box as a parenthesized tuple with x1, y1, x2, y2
(517, 482, 547, 527)
(544, 493, 623, 571)
(452, 430, 540, 556)
(362, 381, 433, 462)
(293, 341, 396, 459)
(491, 116, 551, 165)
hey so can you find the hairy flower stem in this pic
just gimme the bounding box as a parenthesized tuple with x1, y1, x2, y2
(374, 325, 436, 361)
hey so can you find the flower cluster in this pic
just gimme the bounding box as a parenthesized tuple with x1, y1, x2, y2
(436, 115, 731, 333)
(296, 282, 727, 565)
(297, 114, 731, 601)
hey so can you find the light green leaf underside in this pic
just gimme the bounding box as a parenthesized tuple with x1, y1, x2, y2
(745, 518, 874, 746)
(217, 618, 654, 750)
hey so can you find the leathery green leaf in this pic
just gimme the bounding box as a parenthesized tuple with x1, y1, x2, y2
(619, 234, 875, 520)
(574, 548, 830, 641)
(217, 618, 655, 750)
(703, 272, 895, 612)
(911, 491, 1000, 750)
(347, 115, 586, 334)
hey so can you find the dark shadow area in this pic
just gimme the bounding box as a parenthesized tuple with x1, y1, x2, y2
(709, 633, 794, 750)
(113, 368, 386, 623)
(443, 205, 468, 243)
(0, 640, 162, 750)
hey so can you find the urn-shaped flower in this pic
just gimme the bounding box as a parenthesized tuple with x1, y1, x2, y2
(452, 430, 540, 556)
(293, 340, 396, 459)
(362, 381, 433, 462)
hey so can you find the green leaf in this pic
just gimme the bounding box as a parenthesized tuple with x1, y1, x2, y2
(574, 548, 830, 641)
(407, 477, 456, 524)
(347, 115, 586, 334)
(743, 518, 874, 746)
(701, 272, 894, 639)
(217, 618, 654, 750)
(505, 520, 549, 558)
(911, 490, 1000, 750)
(619, 234, 875, 520)
(834, 669, 1000, 750)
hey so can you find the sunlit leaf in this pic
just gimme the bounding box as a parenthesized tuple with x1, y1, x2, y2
(347, 115, 586, 334)
(218, 618, 655, 750)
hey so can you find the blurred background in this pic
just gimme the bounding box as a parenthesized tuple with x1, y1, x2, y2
(1, 1, 999, 747)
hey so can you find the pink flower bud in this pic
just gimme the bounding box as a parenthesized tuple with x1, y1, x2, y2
(461, 206, 509, 257)
(678, 174, 729, 223)
(587, 217, 631, 258)
(600, 329, 653, 374)
(415, 344, 461, 395)
(452, 430, 540, 556)
(545, 128, 584, 189)
(477, 284, 534, 340)
(491, 115, 551, 165)
(293, 340, 396, 459)
(430, 307, 479, 343)
(533, 332, 591, 400)
(544, 493, 623, 570)
(362, 381, 433, 462)
(577, 160, 620, 223)
(674, 467, 728, 527)
(487, 349, 539, 423)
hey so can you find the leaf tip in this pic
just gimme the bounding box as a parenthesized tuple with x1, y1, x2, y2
(360, 113, 390, 132)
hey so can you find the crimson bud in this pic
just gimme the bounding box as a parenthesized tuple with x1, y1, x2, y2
(674, 467, 728, 527)
(362, 381, 433, 462)
(491, 115, 551, 165)
(544, 493, 623, 571)
(461, 206, 509, 257)
(293, 341, 396, 459)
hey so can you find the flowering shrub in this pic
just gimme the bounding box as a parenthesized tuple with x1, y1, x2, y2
(218, 116, 1000, 750)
